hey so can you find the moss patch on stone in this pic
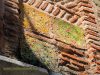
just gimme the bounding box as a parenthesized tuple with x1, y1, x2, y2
(25, 35, 59, 71)
(19, 2, 86, 73)
(20, 3, 85, 47)
(53, 19, 85, 46)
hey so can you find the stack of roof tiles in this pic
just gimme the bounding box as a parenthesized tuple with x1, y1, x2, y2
(23, 0, 100, 74)
(0, 0, 99, 75)
(0, 0, 20, 57)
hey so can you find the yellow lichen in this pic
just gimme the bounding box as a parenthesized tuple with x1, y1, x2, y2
(23, 4, 50, 34)
(21, 3, 85, 47)
(23, 17, 30, 28)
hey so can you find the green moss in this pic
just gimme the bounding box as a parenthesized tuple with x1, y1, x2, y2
(19, 3, 86, 72)
(20, 41, 39, 65)
(25, 36, 59, 69)
(21, 3, 85, 47)
(53, 19, 85, 46)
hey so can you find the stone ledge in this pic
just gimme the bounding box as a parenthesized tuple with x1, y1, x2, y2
(0, 55, 48, 75)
